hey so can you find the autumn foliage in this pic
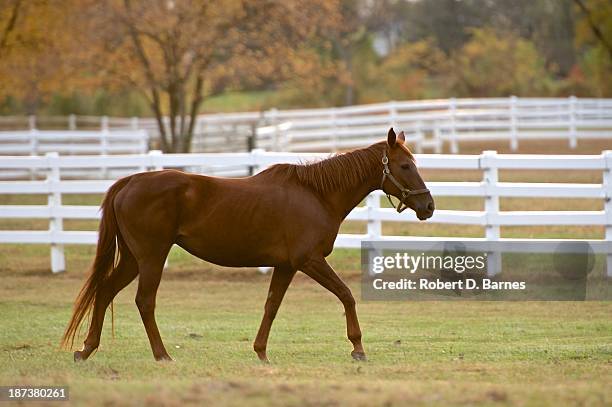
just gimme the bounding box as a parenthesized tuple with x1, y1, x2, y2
(0, 0, 610, 151)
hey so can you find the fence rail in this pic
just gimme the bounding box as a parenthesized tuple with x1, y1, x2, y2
(267, 97, 612, 153)
(0, 149, 611, 276)
(2, 97, 611, 153)
(0, 129, 148, 155)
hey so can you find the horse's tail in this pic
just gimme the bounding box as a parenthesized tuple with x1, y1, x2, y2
(61, 176, 132, 350)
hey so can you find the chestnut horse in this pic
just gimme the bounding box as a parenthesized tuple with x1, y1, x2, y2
(62, 128, 434, 362)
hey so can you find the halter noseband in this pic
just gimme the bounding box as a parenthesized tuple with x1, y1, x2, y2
(381, 150, 430, 213)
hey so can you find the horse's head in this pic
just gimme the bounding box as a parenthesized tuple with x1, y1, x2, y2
(382, 128, 434, 220)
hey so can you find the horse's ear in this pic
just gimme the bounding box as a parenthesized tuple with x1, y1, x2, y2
(387, 127, 397, 147)
(398, 131, 405, 143)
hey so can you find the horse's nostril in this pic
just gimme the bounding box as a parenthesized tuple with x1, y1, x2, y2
(427, 202, 435, 212)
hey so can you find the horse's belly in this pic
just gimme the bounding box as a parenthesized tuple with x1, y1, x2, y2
(176, 230, 286, 268)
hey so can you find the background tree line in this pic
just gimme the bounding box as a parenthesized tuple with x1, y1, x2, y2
(0, 0, 610, 152)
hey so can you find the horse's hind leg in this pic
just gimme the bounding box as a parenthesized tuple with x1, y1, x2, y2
(74, 241, 139, 361)
(253, 266, 296, 362)
(135, 253, 172, 361)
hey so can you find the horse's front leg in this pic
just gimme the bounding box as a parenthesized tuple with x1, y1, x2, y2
(301, 256, 366, 361)
(253, 266, 296, 362)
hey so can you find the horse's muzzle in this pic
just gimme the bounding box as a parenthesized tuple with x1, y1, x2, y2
(416, 201, 435, 221)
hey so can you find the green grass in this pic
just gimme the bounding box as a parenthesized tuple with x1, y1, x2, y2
(200, 91, 276, 113)
(1, 263, 611, 406)
(0, 242, 611, 405)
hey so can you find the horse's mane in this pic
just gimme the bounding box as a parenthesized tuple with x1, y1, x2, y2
(272, 142, 393, 193)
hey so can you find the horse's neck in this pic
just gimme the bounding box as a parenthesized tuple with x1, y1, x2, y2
(324, 165, 381, 220)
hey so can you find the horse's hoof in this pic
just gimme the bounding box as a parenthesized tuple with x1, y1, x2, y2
(351, 351, 367, 361)
(73, 351, 85, 362)
(155, 355, 173, 362)
(256, 351, 269, 364)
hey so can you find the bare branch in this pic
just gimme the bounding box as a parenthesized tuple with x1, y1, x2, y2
(0, 0, 22, 58)
(122, 0, 173, 150)
(573, 0, 612, 59)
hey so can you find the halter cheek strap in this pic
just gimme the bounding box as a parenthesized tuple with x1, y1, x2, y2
(381, 150, 430, 213)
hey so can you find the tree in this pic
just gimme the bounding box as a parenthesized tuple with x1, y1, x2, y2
(76, 0, 339, 152)
(567, 0, 612, 96)
(451, 28, 554, 97)
(397, 0, 578, 76)
(573, 0, 612, 59)
(0, 0, 81, 114)
(373, 39, 450, 100)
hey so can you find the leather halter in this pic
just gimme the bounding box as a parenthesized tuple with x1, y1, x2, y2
(381, 150, 430, 213)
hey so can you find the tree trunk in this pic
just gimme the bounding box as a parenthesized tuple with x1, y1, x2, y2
(0, 0, 21, 58)
(181, 72, 205, 153)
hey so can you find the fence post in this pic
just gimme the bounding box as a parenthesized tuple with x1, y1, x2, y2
(137, 130, 148, 173)
(195, 118, 205, 152)
(597, 98, 603, 120)
(510, 95, 518, 151)
(131, 116, 139, 130)
(148, 149, 163, 171)
(68, 114, 76, 130)
(100, 127, 109, 178)
(101, 115, 109, 131)
(433, 125, 443, 154)
(28, 115, 38, 174)
(28, 115, 36, 131)
(139, 130, 148, 154)
(389, 100, 398, 130)
(29, 127, 39, 155)
(449, 97, 458, 154)
(331, 108, 338, 152)
(603, 150, 612, 277)
(250, 148, 266, 175)
(29, 128, 39, 180)
(100, 128, 109, 155)
(100, 117, 109, 176)
(414, 122, 423, 153)
(482, 150, 501, 276)
(268, 108, 279, 151)
(46, 152, 65, 273)
(366, 193, 382, 239)
(569, 95, 577, 149)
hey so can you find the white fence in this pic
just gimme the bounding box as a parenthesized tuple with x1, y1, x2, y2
(0, 150, 611, 276)
(0, 129, 148, 156)
(0, 130, 149, 179)
(208, 97, 612, 153)
(3, 97, 611, 153)
(259, 97, 612, 153)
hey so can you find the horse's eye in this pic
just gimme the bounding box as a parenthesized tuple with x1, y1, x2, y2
(400, 163, 411, 170)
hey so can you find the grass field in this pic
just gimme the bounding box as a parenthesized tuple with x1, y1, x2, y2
(200, 90, 277, 113)
(1, 262, 611, 406)
(1, 139, 611, 406)
(1, 238, 610, 406)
